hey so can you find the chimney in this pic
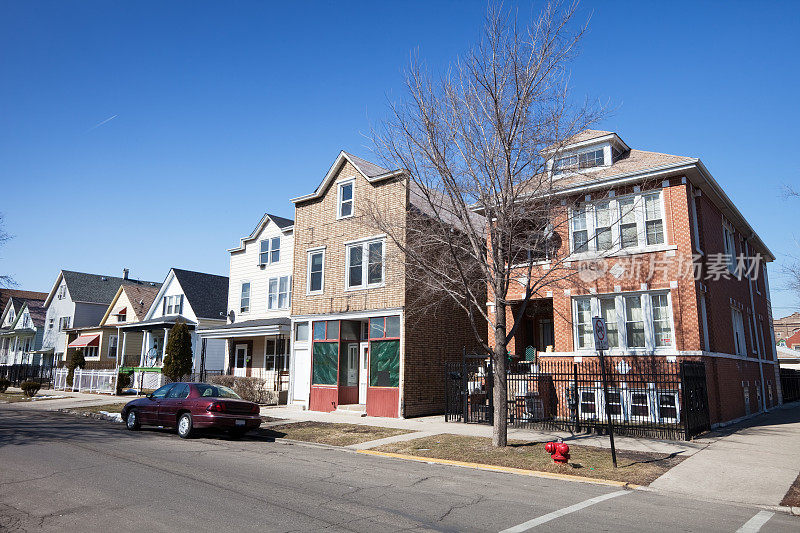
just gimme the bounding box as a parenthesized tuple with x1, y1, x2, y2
(123, 268, 129, 280)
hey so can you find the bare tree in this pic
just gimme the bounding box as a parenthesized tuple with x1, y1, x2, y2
(367, 2, 614, 446)
(783, 186, 800, 304)
(0, 214, 14, 288)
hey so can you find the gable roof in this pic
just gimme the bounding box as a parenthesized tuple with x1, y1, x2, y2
(44, 270, 159, 307)
(171, 268, 229, 320)
(291, 151, 403, 204)
(100, 283, 163, 325)
(228, 213, 294, 253)
(0, 289, 47, 312)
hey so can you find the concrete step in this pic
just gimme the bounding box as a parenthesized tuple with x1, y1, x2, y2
(335, 404, 367, 415)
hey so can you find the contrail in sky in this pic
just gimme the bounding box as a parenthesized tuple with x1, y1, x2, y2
(87, 114, 119, 131)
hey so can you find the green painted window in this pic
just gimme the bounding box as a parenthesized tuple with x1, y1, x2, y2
(369, 340, 399, 387)
(312, 342, 338, 385)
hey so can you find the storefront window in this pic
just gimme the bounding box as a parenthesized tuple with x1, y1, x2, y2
(312, 342, 337, 385)
(369, 340, 399, 387)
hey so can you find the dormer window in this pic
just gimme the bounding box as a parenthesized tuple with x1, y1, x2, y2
(115, 308, 127, 323)
(554, 148, 605, 172)
(337, 180, 354, 219)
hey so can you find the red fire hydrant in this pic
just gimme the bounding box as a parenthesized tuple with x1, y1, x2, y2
(544, 440, 570, 464)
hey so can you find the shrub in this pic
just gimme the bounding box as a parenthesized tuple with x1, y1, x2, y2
(20, 381, 41, 397)
(66, 349, 86, 387)
(208, 375, 267, 404)
(0, 378, 9, 393)
(162, 321, 193, 382)
(116, 371, 132, 395)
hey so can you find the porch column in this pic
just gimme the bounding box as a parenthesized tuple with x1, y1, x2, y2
(140, 331, 148, 367)
(162, 327, 169, 363)
(119, 329, 127, 368)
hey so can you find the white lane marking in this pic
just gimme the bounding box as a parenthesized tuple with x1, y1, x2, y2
(498, 489, 630, 532)
(735, 510, 774, 533)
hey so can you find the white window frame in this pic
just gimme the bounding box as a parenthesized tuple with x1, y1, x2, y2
(57, 285, 66, 300)
(568, 191, 668, 257)
(268, 275, 292, 310)
(259, 237, 281, 265)
(722, 223, 737, 274)
(164, 295, 183, 316)
(731, 307, 746, 356)
(240, 282, 251, 314)
(572, 290, 675, 353)
(58, 316, 71, 332)
(689, 188, 702, 254)
(108, 335, 118, 358)
(306, 248, 326, 295)
(553, 147, 606, 174)
(344, 237, 386, 291)
(337, 179, 355, 219)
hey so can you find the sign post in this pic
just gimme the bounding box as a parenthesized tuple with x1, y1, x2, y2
(592, 316, 617, 468)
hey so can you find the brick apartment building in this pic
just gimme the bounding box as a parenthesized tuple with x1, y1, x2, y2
(774, 312, 800, 343)
(288, 151, 483, 417)
(492, 130, 780, 427)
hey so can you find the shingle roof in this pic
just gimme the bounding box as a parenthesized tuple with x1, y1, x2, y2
(0, 289, 47, 311)
(120, 284, 162, 321)
(342, 151, 391, 178)
(551, 148, 695, 190)
(24, 300, 47, 328)
(265, 213, 294, 229)
(172, 269, 229, 320)
(62, 271, 160, 305)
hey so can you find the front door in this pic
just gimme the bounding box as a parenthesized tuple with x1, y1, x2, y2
(358, 343, 368, 404)
(234, 344, 248, 377)
(346, 344, 359, 388)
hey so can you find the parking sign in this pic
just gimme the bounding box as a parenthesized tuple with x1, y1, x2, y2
(592, 316, 609, 351)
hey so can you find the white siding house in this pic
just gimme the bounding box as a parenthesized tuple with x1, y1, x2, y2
(197, 213, 293, 393)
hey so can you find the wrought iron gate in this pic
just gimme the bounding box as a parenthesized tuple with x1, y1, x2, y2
(444, 356, 492, 424)
(680, 361, 710, 439)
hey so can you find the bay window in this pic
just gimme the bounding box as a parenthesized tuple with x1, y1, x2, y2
(346, 238, 385, 289)
(569, 191, 667, 254)
(573, 291, 674, 351)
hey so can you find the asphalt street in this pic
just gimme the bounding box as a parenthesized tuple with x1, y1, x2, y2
(0, 406, 797, 532)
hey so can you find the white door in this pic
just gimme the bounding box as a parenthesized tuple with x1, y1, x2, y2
(358, 343, 368, 404)
(292, 348, 310, 403)
(234, 344, 248, 377)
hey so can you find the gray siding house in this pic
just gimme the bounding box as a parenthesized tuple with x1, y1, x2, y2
(41, 269, 159, 364)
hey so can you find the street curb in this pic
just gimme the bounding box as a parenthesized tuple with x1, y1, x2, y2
(356, 449, 641, 489)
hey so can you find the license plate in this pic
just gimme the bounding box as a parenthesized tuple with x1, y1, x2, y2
(235, 419, 245, 427)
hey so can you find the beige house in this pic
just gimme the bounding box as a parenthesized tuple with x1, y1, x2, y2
(289, 151, 484, 418)
(65, 282, 161, 370)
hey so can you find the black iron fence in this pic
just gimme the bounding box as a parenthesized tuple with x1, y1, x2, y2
(445, 356, 711, 441)
(781, 369, 800, 403)
(0, 364, 55, 386)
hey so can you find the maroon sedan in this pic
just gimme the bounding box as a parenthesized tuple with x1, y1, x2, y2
(121, 382, 261, 438)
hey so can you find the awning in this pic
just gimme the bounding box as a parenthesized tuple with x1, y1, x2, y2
(68, 334, 100, 348)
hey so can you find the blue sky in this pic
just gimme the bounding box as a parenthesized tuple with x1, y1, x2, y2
(0, 1, 798, 317)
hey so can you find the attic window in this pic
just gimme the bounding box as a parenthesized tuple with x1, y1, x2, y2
(554, 148, 605, 172)
(337, 180, 354, 219)
(115, 308, 127, 322)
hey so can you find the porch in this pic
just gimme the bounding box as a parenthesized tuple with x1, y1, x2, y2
(508, 298, 555, 359)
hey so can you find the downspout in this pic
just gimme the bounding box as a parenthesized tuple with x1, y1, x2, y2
(745, 240, 767, 412)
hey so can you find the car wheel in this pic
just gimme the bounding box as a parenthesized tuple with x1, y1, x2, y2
(177, 413, 193, 439)
(125, 409, 140, 431)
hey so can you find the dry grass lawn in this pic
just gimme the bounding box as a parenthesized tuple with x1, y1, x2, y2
(0, 391, 62, 403)
(262, 421, 410, 446)
(62, 403, 129, 416)
(374, 434, 686, 485)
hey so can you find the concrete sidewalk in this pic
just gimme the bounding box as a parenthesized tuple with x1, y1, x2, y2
(0, 387, 140, 411)
(650, 403, 800, 507)
(261, 404, 702, 456)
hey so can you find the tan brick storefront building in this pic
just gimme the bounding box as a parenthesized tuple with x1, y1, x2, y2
(491, 130, 780, 428)
(288, 152, 484, 417)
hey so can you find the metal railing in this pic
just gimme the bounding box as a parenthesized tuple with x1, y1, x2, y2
(53, 368, 117, 394)
(0, 364, 55, 386)
(446, 356, 710, 441)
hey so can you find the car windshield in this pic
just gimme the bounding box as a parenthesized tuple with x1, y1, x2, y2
(195, 384, 241, 399)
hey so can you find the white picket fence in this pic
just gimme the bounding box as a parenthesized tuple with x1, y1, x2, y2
(53, 368, 117, 395)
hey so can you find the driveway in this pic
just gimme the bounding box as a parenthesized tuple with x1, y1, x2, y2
(0, 405, 797, 532)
